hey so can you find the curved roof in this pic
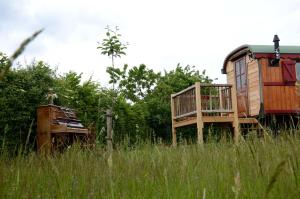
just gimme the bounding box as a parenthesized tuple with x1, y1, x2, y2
(222, 45, 300, 74)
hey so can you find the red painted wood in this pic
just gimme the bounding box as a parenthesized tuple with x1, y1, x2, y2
(264, 82, 295, 86)
(282, 60, 296, 83)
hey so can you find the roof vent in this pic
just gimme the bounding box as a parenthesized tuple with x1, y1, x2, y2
(271, 34, 280, 66)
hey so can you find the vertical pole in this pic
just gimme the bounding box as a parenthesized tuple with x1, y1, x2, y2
(209, 89, 212, 111)
(171, 95, 177, 146)
(195, 82, 204, 144)
(231, 85, 240, 143)
(219, 87, 223, 116)
(106, 109, 113, 153)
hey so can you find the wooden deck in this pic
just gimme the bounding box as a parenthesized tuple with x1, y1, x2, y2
(173, 117, 258, 128)
(171, 82, 259, 145)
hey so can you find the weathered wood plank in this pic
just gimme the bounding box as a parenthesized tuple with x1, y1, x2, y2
(173, 118, 197, 128)
(172, 85, 195, 98)
(247, 59, 260, 116)
(174, 111, 197, 119)
(195, 82, 204, 144)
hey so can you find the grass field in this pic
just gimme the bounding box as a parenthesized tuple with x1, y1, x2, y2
(0, 133, 300, 199)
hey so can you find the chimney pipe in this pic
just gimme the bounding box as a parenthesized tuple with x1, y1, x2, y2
(271, 34, 280, 66)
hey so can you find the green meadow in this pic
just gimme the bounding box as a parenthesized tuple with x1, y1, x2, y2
(1, 133, 299, 199)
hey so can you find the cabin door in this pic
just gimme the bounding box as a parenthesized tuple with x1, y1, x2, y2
(235, 57, 248, 116)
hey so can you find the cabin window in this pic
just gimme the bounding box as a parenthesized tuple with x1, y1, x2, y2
(296, 62, 300, 81)
(235, 57, 247, 90)
(234, 57, 248, 115)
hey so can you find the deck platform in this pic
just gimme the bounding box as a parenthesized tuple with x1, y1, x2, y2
(173, 117, 258, 128)
(171, 82, 259, 145)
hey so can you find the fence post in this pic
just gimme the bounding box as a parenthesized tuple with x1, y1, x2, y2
(195, 82, 204, 144)
(106, 109, 113, 153)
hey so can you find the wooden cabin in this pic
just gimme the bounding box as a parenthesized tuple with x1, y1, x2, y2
(222, 44, 300, 117)
(171, 36, 300, 145)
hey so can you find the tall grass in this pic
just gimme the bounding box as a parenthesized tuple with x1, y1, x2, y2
(0, 134, 300, 198)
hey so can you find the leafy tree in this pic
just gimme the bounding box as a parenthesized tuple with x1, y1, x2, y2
(107, 64, 161, 102)
(97, 26, 127, 91)
(0, 62, 107, 152)
(145, 64, 214, 141)
(55, 72, 101, 126)
(97, 26, 128, 151)
(0, 61, 55, 151)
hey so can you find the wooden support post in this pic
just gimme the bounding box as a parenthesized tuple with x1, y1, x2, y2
(231, 85, 240, 143)
(209, 89, 212, 111)
(219, 87, 223, 116)
(195, 82, 204, 144)
(171, 95, 177, 146)
(106, 109, 113, 153)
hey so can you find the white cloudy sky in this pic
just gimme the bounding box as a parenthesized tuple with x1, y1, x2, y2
(1, 0, 300, 85)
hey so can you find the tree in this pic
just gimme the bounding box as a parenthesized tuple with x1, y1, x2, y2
(0, 62, 106, 153)
(145, 64, 214, 141)
(0, 61, 56, 151)
(97, 26, 127, 91)
(55, 71, 101, 127)
(106, 64, 161, 102)
(97, 26, 128, 151)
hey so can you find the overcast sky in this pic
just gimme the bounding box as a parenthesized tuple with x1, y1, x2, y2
(1, 0, 300, 85)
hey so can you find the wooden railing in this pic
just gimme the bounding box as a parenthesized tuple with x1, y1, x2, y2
(171, 83, 233, 119)
(200, 84, 233, 116)
(172, 85, 197, 119)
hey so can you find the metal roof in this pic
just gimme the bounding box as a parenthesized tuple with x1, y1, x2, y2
(222, 44, 300, 74)
(248, 45, 300, 54)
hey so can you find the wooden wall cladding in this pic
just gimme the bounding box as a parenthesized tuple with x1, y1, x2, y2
(247, 58, 260, 116)
(261, 58, 300, 113)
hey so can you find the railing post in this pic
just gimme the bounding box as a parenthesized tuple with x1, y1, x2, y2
(231, 85, 240, 143)
(195, 82, 204, 144)
(171, 94, 177, 146)
(219, 87, 223, 115)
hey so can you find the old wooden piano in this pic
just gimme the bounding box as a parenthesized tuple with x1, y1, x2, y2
(36, 105, 95, 154)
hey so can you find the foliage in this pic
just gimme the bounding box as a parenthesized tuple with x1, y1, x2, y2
(102, 63, 214, 143)
(0, 50, 216, 151)
(0, 25, 217, 151)
(107, 64, 161, 102)
(145, 64, 213, 140)
(55, 72, 102, 127)
(0, 60, 104, 152)
(0, 52, 11, 80)
(1, 135, 300, 198)
(97, 26, 127, 63)
(0, 61, 55, 150)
